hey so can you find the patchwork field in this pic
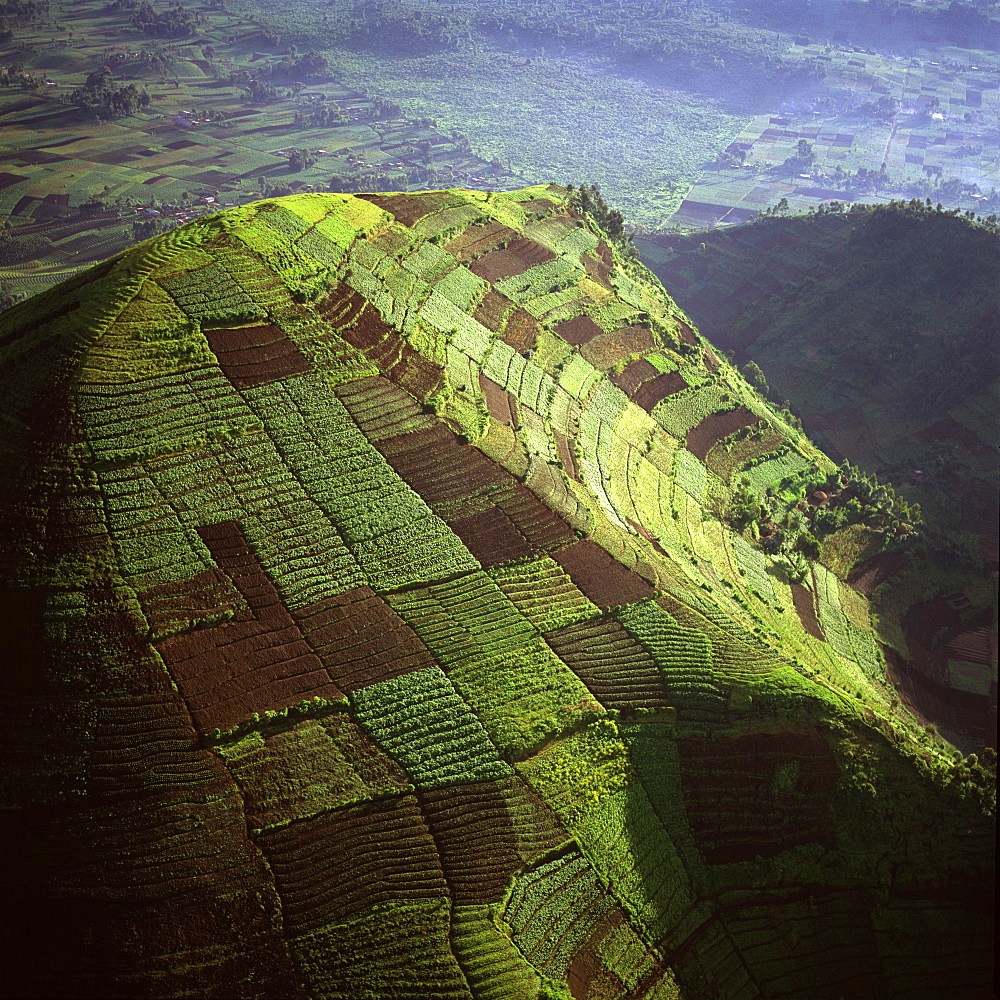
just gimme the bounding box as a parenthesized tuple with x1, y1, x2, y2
(672, 43, 1000, 228)
(638, 202, 998, 747)
(1, 184, 993, 997)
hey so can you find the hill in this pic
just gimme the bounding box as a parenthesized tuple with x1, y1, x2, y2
(0, 186, 994, 999)
(638, 201, 998, 752)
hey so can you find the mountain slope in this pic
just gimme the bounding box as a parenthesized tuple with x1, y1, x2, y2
(0, 187, 993, 999)
(638, 202, 998, 751)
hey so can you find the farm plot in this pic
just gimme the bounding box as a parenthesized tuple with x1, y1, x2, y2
(673, 46, 1000, 226)
(350, 665, 510, 788)
(386, 571, 601, 758)
(615, 600, 725, 722)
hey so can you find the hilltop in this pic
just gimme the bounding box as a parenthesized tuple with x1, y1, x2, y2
(0, 186, 993, 999)
(638, 201, 998, 753)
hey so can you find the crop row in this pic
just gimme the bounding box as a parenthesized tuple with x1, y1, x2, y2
(505, 851, 616, 979)
(419, 779, 527, 904)
(544, 616, 668, 712)
(402, 238, 458, 280)
(78, 367, 253, 463)
(740, 447, 815, 495)
(495, 257, 581, 305)
(258, 204, 311, 240)
(517, 721, 627, 828)
(730, 534, 777, 604)
(218, 712, 410, 831)
(350, 665, 509, 789)
(450, 905, 541, 1000)
(489, 556, 598, 633)
(555, 225, 601, 258)
(615, 601, 724, 714)
(435, 264, 488, 311)
(289, 899, 472, 1000)
(572, 785, 693, 944)
(161, 262, 263, 322)
(653, 382, 731, 440)
(674, 448, 708, 502)
(261, 792, 449, 933)
(244, 379, 478, 591)
(333, 373, 432, 441)
(385, 574, 599, 754)
(296, 573, 434, 674)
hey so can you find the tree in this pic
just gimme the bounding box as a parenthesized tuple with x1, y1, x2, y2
(287, 148, 316, 172)
(742, 360, 770, 397)
(793, 531, 821, 561)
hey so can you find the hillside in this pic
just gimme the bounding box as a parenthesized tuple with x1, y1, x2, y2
(0, 186, 994, 999)
(638, 202, 998, 752)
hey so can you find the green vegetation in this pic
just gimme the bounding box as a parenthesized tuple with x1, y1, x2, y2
(0, 186, 993, 999)
(640, 199, 997, 752)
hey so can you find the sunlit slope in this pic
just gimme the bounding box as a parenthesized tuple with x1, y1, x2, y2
(638, 203, 998, 751)
(0, 187, 993, 1000)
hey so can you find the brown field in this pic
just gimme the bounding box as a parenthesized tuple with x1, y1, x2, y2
(686, 406, 760, 461)
(553, 540, 655, 609)
(791, 581, 825, 642)
(205, 322, 311, 388)
(555, 313, 604, 347)
(468, 237, 556, 282)
(472, 286, 515, 332)
(292, 586, 436, 692)
(259, 793, 448, 932)
(544, 615, 668, 711)
(678, 727, 839, 865)
(632, 371, 688, 413)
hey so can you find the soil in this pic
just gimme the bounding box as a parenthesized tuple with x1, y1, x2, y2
(685, 406, 760, 461)
(553, 540, 655, 609)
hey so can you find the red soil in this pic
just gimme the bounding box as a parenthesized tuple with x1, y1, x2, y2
(450, 507, 534, 567)
(609, 358, 659, 397)
(204, 323, 311, 388)
(580, 325, 656, 371)
(419, 776, 524, 904)
(685, 407, 760, 461)
(517, 198, 557, 214)
(501, 307, 539, 353)
(676, 321, 698, 346)
(554, 314, 604, 347)
(677, 727, 839, 864)
(553, 540, 654, 609)
(903, 596, 961, 655)
(472, 287, 514, 333)
(631, 371, 688, 413)
(581, 240, 614, 288)
(567, 914, 631, 1000)
(155, 522, 343, 734)
(846, 549, 905, 595)
(292, 586, 436, 692)
(331, 289, 443, 401)
(348, 382, 574, 561)
(357, 191, 456, 226)
(258, 793, 448, 933)
(941, 625, 993, 665)
(139, 567, 247, 641)
(445, 222, 518, 262)
(468, 238, 557, 282)
(544, 615, 668, 711)
(479, 374, 518, 426)
(790, 583, 825, 642)
(374, 422, 512, 508)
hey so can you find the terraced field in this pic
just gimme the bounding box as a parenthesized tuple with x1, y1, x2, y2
(0, 186, 993, 998)
(638, 202, 998, 752)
